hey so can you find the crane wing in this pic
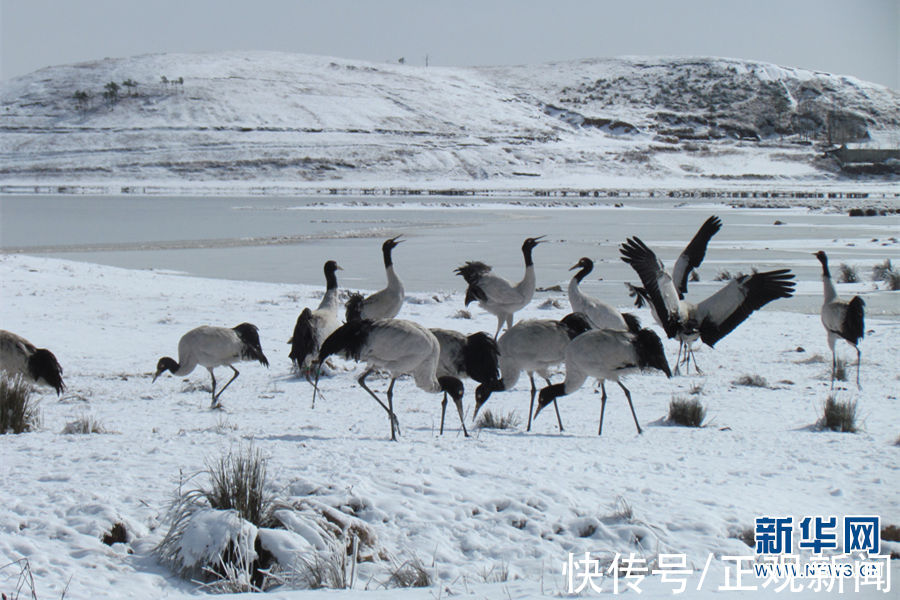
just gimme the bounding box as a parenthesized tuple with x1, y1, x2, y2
(619, 237, 681, 339)
(672, 215, 722, 298)
(695, 269, 795, 346)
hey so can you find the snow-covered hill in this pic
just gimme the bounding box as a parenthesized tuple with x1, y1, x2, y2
(1, 51, 898, 189)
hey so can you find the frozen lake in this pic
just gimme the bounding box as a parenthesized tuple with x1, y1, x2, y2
(2, 194, 898, 315)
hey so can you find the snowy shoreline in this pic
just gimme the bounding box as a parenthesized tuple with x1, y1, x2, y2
(1, 254, 898, 599)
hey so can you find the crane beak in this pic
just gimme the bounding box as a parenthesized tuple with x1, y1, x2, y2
(390, 235, 404, 244)
(533, 235, 546, 244)
(335, 264, 344, 270)
(568, 263, 580, 271)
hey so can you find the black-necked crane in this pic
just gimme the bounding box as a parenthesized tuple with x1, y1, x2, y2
(153, 323, 269, 408)
(620, 236, 795, 374)
(0, 330, 65, 395)
(430, 328, 500, 436)
(455, 236, 545, 339)
(473, 312, 595, 432)
(312, 319, 464, 441)
(623, 215, 722, 372)
(289, 260, 342, 375)
(534, 327, 671, 435)
(814, 251, 864, 389)
(568, 257, 633, 331)
(345, 236, 405, 322)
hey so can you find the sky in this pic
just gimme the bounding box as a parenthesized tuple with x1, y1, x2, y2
(1, 0, 897, 88)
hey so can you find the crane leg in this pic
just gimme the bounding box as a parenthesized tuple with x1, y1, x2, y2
(598, 381, 607, 436)
(544, 376, 564, 432)
(440, 392, 447, 435)
(527, 373, 536, 432)
(452, 394, 469, 437)
(855, 347, 862, 390)
(386, 378, 399, 441)
(674, 343, 684, 376)
(214, 367, 240, 405)
(358, 369, 400, 440)
(493, 316, 504, 340)
(208, 369, 218, 406)
(618, 381, 643, 435)
(689, 347, 702, 374)
(830, 352, 836, 389)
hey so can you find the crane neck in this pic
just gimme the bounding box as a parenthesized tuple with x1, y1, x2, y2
(573, 263, 592, 283)
(324, 266, 338, 291)
(522, 245, 535, 267)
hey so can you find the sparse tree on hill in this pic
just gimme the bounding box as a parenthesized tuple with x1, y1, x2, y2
(72, 90, 91, 114)
(122, 79, 138, 96)
(103, 81, 120, 106)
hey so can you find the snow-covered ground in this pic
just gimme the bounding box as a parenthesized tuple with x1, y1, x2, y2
(1, 249, 897, 599)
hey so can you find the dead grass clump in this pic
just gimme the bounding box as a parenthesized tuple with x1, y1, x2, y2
(733, 374, 768, 388)
(102, 522, 128, 546)
(833, 357, 848, 382)
(0, 374, 41, 434)
(205, 446, 274, 527)
(476, 409, 521, 430)
(837, 263, 858, 283)
(882, 524, 900, 542)
(292, 547, 353, 590)
(885, 271, 900, 291)
(479, 561, 510, 583)
(668, 397, 706, 427)
(817, 395, 858, 433)
(386, 555, 432, 588)
(872, 259, 893, 282)
(730, 527, 755, 548)
(62, 414, 107, 434)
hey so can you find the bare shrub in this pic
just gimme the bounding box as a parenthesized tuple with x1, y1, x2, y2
(733, 374, 768, 388)
(476, 409, 521, 430)
(817, 395, 858, 433)
(668, 397, 706, 427)
(386, 555, 432, 588)
(885, 270, 900, 291)
(0, 374, 41, 434)
(156, 445, 274, 588)
(872, 259, 893, 282)
(62, 414, 107, 434)
(837, 263, 858, 283)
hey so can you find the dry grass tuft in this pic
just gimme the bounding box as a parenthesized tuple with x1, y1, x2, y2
(733, 374, 768, 388)
(817, 395, 858, 433)
(476, 409, 521, 430)
(0, 374, 41, 434)
(668, 397, 706, 427)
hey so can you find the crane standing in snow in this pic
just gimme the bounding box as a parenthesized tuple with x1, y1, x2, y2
(289, 260, 342, 376)
(568, 257, 633, 331)
(534, 326, 671, 435)
(0, 330, 65, 395)
(623, 215, 722, 373)
(345, 236, 405, 322)
(153, 323, 269, 408)
(430, 328, 500, 436)
(455, 236, 545, 339)
(474, 312, 596, 432)
(313, 318, 464, 441)
(620, 236, 795, 374)
(814, 250, 864, 389)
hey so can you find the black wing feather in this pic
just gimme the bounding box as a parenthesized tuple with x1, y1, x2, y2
(698, 269, 795, 347)
(675, 215, 722, 297)
(233, 322, 269, 367)
(619, 237, 680, 339)
(841, 296, 865, 345)
(288, 308, 316, 369)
